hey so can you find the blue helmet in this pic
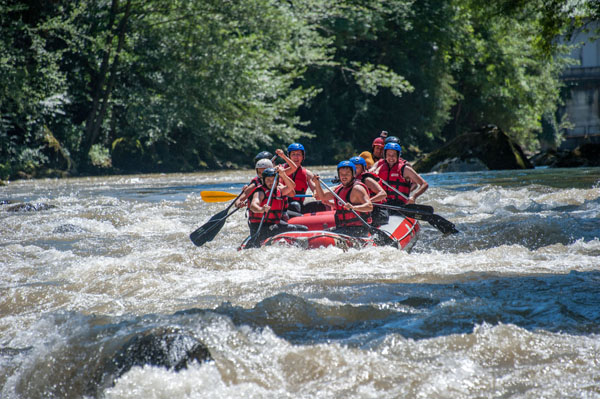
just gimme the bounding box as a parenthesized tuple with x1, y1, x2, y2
(384, 142, 402, 156)
(349, 156, 367, 168)
(337, 160, 356, 175)
(287, 143, 305, 157)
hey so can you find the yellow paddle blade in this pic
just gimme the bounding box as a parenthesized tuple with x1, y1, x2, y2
(200, 191, 238, 202)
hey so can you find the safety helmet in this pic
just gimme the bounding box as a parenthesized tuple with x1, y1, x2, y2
(384, 142, 402, 156)
(287, 143, 305, 158)
(337, 160, 356, 175)
(380, 130, 389, 138)
(349, 156, 367, 168)
(255, 158, 273, 169)
(254, 151, 273, 164)
(372, 137, 385, 148)
(261, 167, 277, 185)
(384, 136, 400, 145)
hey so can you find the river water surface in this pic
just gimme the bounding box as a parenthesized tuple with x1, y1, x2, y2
(1, 167, 599, 398)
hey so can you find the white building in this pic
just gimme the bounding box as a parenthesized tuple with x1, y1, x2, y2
(560, 22, 600, 149)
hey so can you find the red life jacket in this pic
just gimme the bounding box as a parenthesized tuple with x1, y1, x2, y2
(285, 164, 308, 204)
(378, 160, 411, 203)
(249, 176, 261, 187)
(333, 180, 372, 227)
(373, 158, 385, 170)
(247, 185, 286, 225)
(357, 172, 385, 203)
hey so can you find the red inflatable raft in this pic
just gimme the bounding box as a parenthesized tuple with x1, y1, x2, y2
(244, 211, 420, 251)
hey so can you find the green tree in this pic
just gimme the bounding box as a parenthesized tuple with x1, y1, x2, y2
(443, 0, 573, 149)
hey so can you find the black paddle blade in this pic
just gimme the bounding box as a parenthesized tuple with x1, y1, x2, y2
(382, 205, 459, 235)
(371, 229, 398, 247)
(420, 213, 459, 235)
(239, 234, 261, 250)
(189, 209, 228, 246)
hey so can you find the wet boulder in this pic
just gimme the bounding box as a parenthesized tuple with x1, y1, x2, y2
(6, 202, 56, 212)
(93, 327, 212, 392)
(413, 125, 533, 173)
(530, 143, 600, 168)
(52, 224, 87, 234)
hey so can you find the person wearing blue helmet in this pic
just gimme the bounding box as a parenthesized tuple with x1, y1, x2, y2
(311, 160, 373, 237)
(374, 142, 428, 206)
(349, 156, 389, 226)
(284, 143, 326, 214)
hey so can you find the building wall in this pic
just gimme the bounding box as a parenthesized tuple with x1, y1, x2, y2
(560, 23, 600, 150)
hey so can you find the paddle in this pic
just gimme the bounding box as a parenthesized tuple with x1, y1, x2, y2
(374, 203, 459, 235)
(189, 191, 243, 246)
(378, 179, 433, 212)
(318, 179, 397, 247)
(377, 179, 458, 234)
(201, 190, 312, 202)
(244, 174, 279, 249)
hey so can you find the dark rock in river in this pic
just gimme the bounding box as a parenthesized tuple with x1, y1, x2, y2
(530, 143, 600, 168)
(413, 125, 533, 173)
(53, 223, 86, 234)
(6, 202, 56, 212)
(92, 327, 213, 393)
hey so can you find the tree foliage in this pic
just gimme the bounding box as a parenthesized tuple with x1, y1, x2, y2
(0, 0, 594, 179)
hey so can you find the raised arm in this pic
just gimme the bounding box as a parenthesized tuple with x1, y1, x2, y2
(276, 148, 298, 175)
(277, 165, 296, 197)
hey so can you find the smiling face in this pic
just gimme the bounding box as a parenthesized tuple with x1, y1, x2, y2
(338, 167, 354, 186)
(289, 150, 304, 165)
(355, 164, 364, 175)
(385, 149, 399, 165)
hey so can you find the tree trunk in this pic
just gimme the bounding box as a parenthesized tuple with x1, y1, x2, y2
(80, 0, 132, 169)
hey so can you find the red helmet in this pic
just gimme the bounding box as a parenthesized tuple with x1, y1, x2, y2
(372, 137, 385, 147)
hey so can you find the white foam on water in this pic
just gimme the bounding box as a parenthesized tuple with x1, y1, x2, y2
(99, 321, 600, 399)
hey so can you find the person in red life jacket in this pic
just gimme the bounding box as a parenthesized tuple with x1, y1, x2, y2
(359, 135, 386, 170)
(349, 156, 389, 226)
(284, 143, 328, 214)
(235, 149, 299, 209)
(374, 142, 428, 207)
(369, 135, 401, 171)
(247, 166, 307, 241)
(235, 158, 276, 208)
(311, 160, 373, 237)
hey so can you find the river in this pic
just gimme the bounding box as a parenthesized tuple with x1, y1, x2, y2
(1, 167, 599, 398)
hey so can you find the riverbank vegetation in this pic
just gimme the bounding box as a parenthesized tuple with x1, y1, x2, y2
(1, 0, 598, 179)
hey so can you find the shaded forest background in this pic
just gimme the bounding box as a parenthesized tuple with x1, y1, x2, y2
(1, 0, 598, 179)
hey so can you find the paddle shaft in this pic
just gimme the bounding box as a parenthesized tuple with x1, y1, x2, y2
(379, 179, 410, 201)
(319, 180, 384, 233)
(201, 191, 311, 202)
(319, 180, 396, 246)
(251, 174, 279, 244)
(198, 207, 239, 235)
(190, 191, 244, 246)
